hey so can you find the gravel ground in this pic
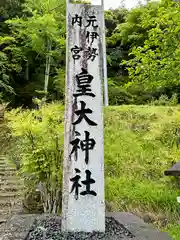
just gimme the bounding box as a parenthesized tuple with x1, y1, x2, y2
(26, 216, 134, 240)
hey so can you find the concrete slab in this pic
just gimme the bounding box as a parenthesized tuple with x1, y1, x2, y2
(107, 212, 172, 240)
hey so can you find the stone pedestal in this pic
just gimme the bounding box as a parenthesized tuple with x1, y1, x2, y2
(0, 213, 172, 240)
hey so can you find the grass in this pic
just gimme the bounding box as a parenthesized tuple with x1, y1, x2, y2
(5, 104, 180, 239)
(164, 224, 180, 240)
(104, 105, 180, 238)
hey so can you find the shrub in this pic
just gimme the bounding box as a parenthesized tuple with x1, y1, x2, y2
(104, 106, 180, 220)
(163, 224, 180, 240)
(108, 84, 133, 105)
(170, 93, 179, 106)
(6, 102, 64, 213)
(126, 84, 154, 105)
(150, 93, 178, 106)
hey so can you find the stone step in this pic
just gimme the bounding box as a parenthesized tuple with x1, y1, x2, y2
(0, 171, 16, 176)
(0, 175, 20, 181)
(0, 165, 7, 170)
(0, 164, 16, 169)
(0, 182, 23, 189)
(0, 208, 14, 215)
(0, 183, 24, 190)
(0, 206, 22, 214)
(0, 172, 5, 176)
(0, 167, 16, 171)
(0, 192, 22, 198)
(0, 198, 23, 207)
(0, 185, 24, 192)
(0, 155, 24, 223)
(0, 161, 14, 167)
(0, 171, 16, 177)
(0, 216, 8, 224)
(0, 179, 24, 186)
(0, 161, 16, 168)
(0, 162, 6, 167)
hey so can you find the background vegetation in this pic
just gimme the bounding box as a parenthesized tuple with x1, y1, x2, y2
(5, 104, 180, 239)
(0, 0, 179, 107)
(1, 0, 180, 239)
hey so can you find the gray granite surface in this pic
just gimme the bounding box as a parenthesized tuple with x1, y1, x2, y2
(0, 212, 172, 240)
(107, 212, 172, 240)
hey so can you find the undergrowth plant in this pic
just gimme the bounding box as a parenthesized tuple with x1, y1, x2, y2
(149, 94, 178, 106)
(6, 103, 64, 213)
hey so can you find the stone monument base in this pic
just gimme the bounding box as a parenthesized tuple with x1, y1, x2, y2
(0, 213, 172, 240)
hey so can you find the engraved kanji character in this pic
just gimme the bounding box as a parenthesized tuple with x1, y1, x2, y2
(85, 47, 98, 61)
(86, 31, 99, 44)
(73, 101, 97, 126)
(70, 169, 97, 200)
(86, 16, 98, 28)
(71, 45, 83, 60)
(73, 68, 95, 97)
(80, 170, 97, 196)
(72, 14, 82, 27)
(70, 168, 81, 200)
(70, 131, 96, 164)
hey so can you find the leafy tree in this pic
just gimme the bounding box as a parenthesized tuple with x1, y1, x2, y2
(0, 0, 25, 98)
(106, 1, 160, 79)
(124, 0, 180, 93)
(6, 0, 66, 102)
(7, 103, 64, 213)
(1, 0, 179, 106)
(105, 7, 129, 85)
(105, 0, 180, 104)
(0, 0, 24, 35)
(0, 36, 20, 95)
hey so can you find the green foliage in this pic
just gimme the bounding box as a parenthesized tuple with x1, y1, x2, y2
(0, 0, 66, 106)
(0, 0, 24, 34)
(163, 224, 180, 240)
(105, 8, 129, 83)
(106, 0, 180, 105)
(108, 80, 133, 105)
(0, 1, 25, 98)
(4, 103, 180, 238)
(150, 94, 178, 106)
(7, 0, 65, 99)
(1, 0, 180, 106)
(123, 0, 180, 92)
(0, 93, 3, 102)
(0, 36, 20, 95)
(7, 8, 65, 55)
(6, 103, 64, 213)
(114, 5, 150, 46)
(104, 105, 180, 227)
(105, 8, 128, 37)
(53, 68, 65, 101)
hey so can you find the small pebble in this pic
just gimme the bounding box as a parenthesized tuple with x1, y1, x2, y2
(26, 216, 134, 240)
